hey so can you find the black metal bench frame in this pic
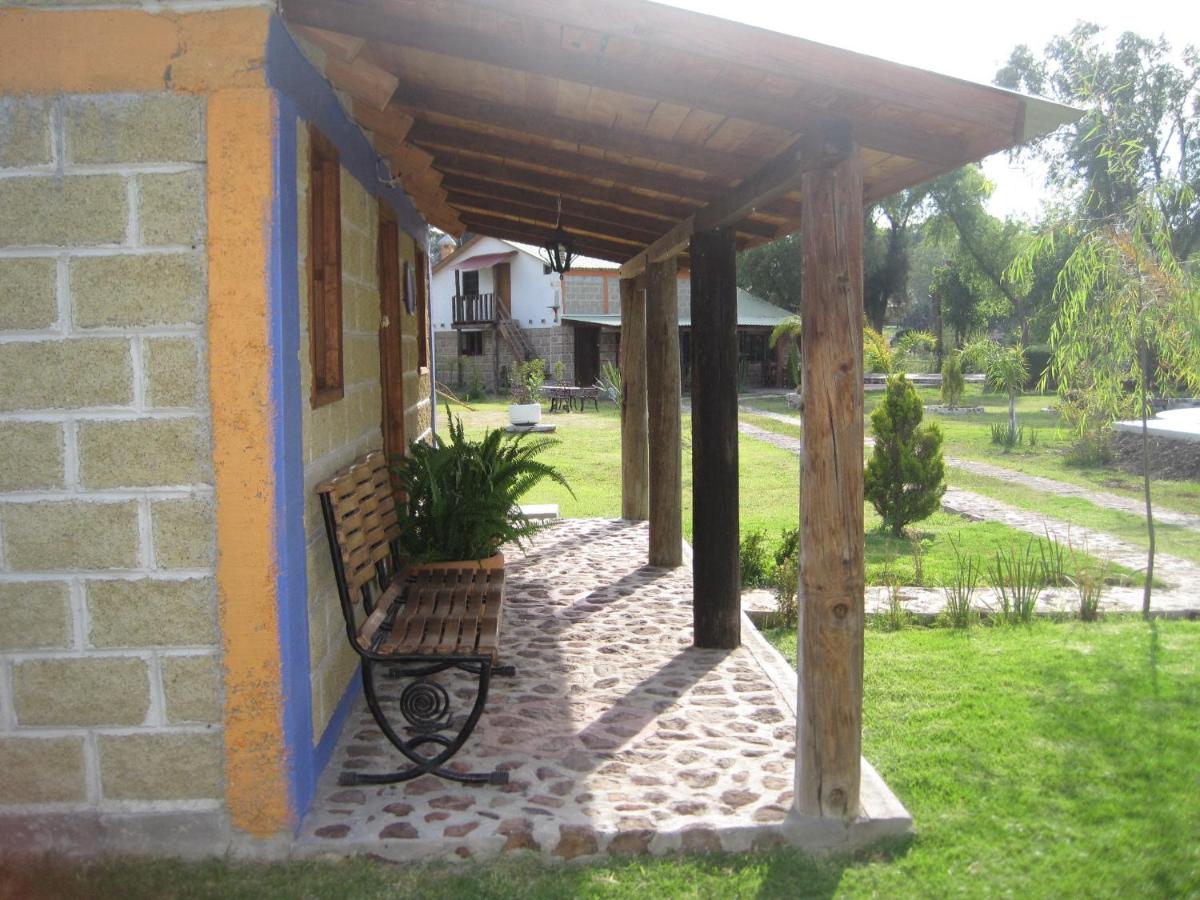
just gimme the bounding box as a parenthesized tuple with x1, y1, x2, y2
(318, 453, 513, 787)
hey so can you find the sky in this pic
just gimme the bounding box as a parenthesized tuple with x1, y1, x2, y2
(660, 0, 1199, 220)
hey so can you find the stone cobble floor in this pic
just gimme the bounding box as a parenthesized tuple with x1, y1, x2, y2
(294, 519, 908, 862)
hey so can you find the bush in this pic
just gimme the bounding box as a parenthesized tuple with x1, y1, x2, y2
(510, 359, 546, 405)
(771, 527, 800, 628)
(941, 352, 965, 408)
(739, 529, 771, 588)
(1065, 432, 1114, 467)
(785, 345, 800, 390)
(864, 374, 946, 536)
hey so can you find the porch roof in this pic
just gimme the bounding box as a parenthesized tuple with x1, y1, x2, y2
(280, 0, 1078, 267)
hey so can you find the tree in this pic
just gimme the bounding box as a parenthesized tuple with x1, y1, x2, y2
(964, 340, 1030, 440)
(737, 233, 802, 310)
(927, 167, 1044, 344)
(929, 261, 986, 347)
(864, 188, 931, 331)
(865, 375, 947, 536)
(1012, 185, 1200, 617)
(996, 24, 1200, 259)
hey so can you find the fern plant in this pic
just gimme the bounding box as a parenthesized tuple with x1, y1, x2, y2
(391, 411, 573, 564)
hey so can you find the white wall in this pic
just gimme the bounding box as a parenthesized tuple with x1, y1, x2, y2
(430, 238, 562, 332)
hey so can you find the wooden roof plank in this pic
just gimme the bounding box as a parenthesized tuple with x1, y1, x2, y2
(292, 24, 365, 62)
(282, 1, 999, 164)
(406, 120, 731, 201)
(387, 82, 758, 177)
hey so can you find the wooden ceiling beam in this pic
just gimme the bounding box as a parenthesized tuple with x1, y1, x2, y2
(387, 83, 759, 179)
(621, 125, 852, 278)
(351, 102, 415, 145)
(323, 54, 400, 112)
(455, 212, 642, 263)
(406, 120, 729, 202)
(433, 150, 704, 220)
(451, 200, 659, 248)
(282, 1, 977, 166)
(439, 172, 781, 241)
(291, 24, 365, 62)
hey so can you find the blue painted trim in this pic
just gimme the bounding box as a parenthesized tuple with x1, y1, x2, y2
(269, 93, 317, 828)
(265, 16, 428, 246)
(314, 668, 362, 779)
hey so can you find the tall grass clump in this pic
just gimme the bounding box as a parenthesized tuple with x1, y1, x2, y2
(940, 535, 981, 628)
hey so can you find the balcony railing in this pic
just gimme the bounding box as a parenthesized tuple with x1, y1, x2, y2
(452, 293, 496, 325)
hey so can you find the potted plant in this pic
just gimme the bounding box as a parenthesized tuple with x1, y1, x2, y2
(508, 358, 546, 426)
(391, 411, 572, 569)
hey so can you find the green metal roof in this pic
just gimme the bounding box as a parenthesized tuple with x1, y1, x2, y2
(562, 289, 793, 329)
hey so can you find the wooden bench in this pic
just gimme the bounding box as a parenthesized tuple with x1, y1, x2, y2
(317, 450, 513, 787)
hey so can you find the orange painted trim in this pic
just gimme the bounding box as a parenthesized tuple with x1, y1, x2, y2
(208, 88, 289, 837)
(0, 7, 268, 95)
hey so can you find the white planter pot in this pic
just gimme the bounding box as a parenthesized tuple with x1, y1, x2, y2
(508, 403, 542, 426)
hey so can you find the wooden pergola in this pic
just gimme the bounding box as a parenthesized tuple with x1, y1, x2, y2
(281, 0, 1076, 820)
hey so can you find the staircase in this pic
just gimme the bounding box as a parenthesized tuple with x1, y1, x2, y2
(497, 316, 535, 362)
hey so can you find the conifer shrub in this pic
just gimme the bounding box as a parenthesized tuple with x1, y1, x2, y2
(864, 374, 946, 536)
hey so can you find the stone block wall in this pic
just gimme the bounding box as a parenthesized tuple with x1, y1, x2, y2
(435, 326, 572, 392)
(0, 95, 222, 812)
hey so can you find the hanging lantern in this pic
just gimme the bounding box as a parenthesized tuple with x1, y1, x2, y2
(540, 197, 575, 276)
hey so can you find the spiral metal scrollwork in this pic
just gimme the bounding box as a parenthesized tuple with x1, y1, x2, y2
(399, 678, 451, 732)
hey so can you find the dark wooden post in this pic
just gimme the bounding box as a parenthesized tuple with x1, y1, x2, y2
(796, 136, 865, 819)
(690, 226, 740, 648)
(646, 256, 682, 567)
(620, 277, 649, 520)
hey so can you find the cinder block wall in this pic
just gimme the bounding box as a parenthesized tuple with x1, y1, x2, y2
(295, 120, 429, 744)
(0, 95, 223, 812)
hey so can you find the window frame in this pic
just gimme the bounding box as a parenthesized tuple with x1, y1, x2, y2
(458, 330, 484, 357)
(308, 125, 344, 409)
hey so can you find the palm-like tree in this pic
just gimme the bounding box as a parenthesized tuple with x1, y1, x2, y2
(986, 346, 1029, 440)
(769, 316, 802, 388)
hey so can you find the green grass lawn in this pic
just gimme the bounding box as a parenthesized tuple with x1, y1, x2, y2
(443, 399, 1128, 587)
(743, 385, 1200, 517)
(12, 619, 1197, 898)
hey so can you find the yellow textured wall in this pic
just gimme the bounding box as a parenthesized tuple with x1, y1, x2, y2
(295, 119, 425, 743)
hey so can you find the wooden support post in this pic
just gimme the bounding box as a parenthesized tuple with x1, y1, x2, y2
(646, 256, 682, 567)
(796, 140, 865, 819)
(690, 226, 740, 648)
(620, 277, 649, 521)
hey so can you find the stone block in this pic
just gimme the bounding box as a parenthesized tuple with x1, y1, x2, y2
(0, 258, 56, 329)
(87, 578, 216, 648)
(64, 95, 204, 164)
(0, 175, 127, 247)
(98, 732, 223, 801)
(0, 338, 132, 411)
(0, 581, 71, 650)
(161, 654, 221, 723)
(144, 336, 203, 408)
(71, 253, 204, 328)
(1, 500, 139, 570)
(151, 497, 215, 569)
(78, 417, 210, 488)
(138, 170, 205, 246)
(0, 737, 87, 804)
(0, 98, 53, 167)
(12, 657, 149, 726)
(0, 421, 63, 490)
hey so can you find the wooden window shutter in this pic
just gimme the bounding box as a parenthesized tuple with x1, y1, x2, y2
(309, 126, 343, 407)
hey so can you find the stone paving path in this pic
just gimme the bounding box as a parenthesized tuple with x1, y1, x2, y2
(294, 519, 908, 862)
(738, 402, 1200, 532)
(733, 405, 1200, 615)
